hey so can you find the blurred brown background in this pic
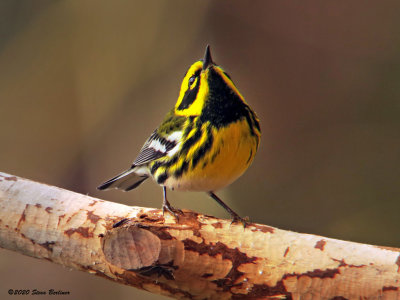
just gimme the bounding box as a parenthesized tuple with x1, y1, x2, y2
(1, 1, 400, 299)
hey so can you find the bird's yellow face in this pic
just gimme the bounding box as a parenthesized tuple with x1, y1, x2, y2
(174, 61, 207, 117)
(174, 48, 246, 118)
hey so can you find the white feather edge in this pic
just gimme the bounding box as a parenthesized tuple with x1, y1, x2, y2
(166, 131, 183, 157)
(148, 139, 167, 153)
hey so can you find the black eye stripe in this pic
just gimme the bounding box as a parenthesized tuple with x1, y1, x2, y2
(178, 69, 202, 110)
(178, 81, 200, 110)
(178, 72, 201, 110)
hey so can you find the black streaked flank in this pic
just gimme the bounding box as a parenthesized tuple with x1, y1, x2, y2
(174, 160, 189, 178)
(202, 159, 208, 169)
(180, 125, 202, 155)
(157, 172, 169, 184)
(177, 70, 201, 110)
(210, 147, 221, 164)
(148, 118, 203, 180)
(163, 155, 179, 168)
(182, 117, 195, 138)
(191, 125, 214, 170)
(150, 161, 162, 175)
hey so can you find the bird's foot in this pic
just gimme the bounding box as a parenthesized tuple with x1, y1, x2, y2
(162, 203, 183, 221)
(230, 214, 249, 228)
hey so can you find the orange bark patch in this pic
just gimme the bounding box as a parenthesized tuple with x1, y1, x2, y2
(87, 211, 101, 224)
(246, 282, 291, 299)
(138, 211, 163, 223)
(383, 286, 399, 291)
(57, 214, 66, 226)
(299, 268, 340, 279)
(17, 205, 27, 227)
(250, 224, 274, 233)
(64, 227, 93, 238)
(183, 239, 256, 290)
(148, 227, 174, 240)
(314, 239, 326, 251)
(212, 222, 223, 229)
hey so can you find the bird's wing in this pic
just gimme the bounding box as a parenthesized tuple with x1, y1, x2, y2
(132, 130, 182, 166)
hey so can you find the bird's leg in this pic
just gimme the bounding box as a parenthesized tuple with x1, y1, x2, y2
(162, 186, 183, 219)
(208, 191, 248, 227)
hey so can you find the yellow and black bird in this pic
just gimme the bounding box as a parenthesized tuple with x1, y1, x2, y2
(98, 45, 260, 223)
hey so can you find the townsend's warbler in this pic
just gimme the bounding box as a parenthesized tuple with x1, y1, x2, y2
(98, 46, 260, 224)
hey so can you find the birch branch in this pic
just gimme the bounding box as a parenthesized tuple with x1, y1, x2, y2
(0, 171, 399, 299)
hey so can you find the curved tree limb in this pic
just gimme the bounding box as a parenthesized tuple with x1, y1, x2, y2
(0, 171, 399, 299)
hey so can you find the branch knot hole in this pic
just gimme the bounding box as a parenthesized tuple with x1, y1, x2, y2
(102, 225, 161, 270)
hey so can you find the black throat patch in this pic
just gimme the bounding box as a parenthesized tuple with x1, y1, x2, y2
(200, 69, 246, 126)
(200, 68, 260, 136)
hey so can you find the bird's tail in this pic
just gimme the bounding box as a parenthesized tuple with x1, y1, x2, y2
(97, 167, 148, 191)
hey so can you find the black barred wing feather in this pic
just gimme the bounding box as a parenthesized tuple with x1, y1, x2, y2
(98, 126, 183, 192)
(132, 130, 181, 166)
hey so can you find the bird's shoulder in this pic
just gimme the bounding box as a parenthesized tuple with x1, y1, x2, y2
(157, 109, 186, 136)
(132, 110, 185, 166)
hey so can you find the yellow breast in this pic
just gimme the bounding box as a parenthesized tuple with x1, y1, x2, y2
(164, 120, 259, 191)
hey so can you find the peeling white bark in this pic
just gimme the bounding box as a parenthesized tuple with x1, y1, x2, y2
(0, 172, 399, 299)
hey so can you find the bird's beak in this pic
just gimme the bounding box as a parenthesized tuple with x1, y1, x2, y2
(202, 45, 213, 70)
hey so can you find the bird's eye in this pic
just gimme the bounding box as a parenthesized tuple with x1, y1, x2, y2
(188, 76, 196, 87)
